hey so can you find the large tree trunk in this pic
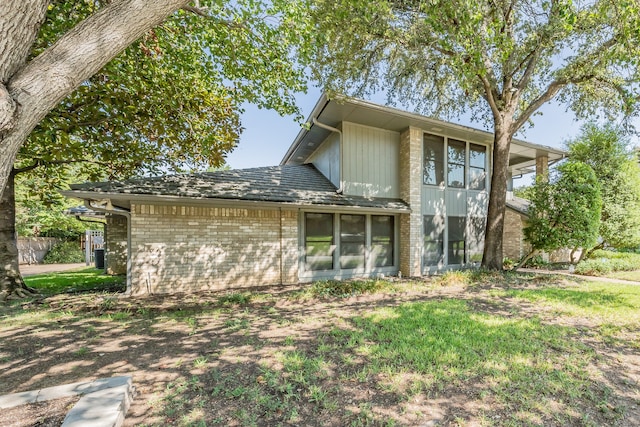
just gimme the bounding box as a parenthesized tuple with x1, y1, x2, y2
(0, 0, 189, 201)
(0, 169, 36, 300)
(481, 122, 513, 270)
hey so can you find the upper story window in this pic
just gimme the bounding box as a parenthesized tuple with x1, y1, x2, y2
(423, 133, 488, 190)
(447, 139, 466, 188)
(469, 144, 487, 191)
(423, 134, 445, 186)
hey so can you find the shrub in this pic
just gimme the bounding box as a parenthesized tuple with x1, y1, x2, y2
(433, 270, 472, 286)
(577, 249, 640, 275)
(575, 259, 613, 276)
(43, 241, 84, 264)
(308, 279, 392, 298)
(523, 255, 548, 268)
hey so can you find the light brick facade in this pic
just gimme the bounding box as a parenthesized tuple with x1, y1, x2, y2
(399, 127, 423, 277)
(105, 215, 127, 275)
(502, 207, 530, 262)
(128, 203, 299, 295)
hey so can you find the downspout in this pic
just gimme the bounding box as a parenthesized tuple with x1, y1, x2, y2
(279, 207, 283, 285)
(312, 117, 344, 194)
(84, 200, 132, 295)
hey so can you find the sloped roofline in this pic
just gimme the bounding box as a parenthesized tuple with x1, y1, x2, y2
(281, 94, 567, 171)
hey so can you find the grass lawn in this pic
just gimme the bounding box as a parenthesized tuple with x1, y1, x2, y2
(23, 267, 125, 295)
(1, 272, 638, 426)
(607, 270, 640, 282)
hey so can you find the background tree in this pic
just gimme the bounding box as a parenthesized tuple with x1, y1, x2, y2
(517, 161, 601, 269)
(0, 0, 309, 299)
(304, 0, 640, 269)
(566, 123, 640, 255)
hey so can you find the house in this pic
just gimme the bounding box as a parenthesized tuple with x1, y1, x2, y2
(62, 95, 565, 295)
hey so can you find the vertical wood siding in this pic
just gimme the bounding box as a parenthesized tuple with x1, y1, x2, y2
(342, 122, 400, 198)
(308, 132, 340, 187)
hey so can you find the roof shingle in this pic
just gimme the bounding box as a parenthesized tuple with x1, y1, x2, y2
(69, 164, 409, 211)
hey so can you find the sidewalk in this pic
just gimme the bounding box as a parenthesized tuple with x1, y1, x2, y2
(20, 263, 88, 277)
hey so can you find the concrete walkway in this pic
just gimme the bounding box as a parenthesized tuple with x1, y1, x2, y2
(0, 376, 134, 427)
(20, 263, 88, 277)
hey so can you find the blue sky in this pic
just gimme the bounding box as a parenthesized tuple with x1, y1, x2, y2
(226, 86, 633, 187)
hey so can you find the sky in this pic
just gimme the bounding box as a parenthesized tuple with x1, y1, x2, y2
(226, 86, 636, 188)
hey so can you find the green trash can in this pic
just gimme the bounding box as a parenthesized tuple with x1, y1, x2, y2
(94, 248, 105, 269)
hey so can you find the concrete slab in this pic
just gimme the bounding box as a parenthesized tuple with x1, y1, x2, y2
(62, 380, 133, 427)
(0, 376, 134, 427)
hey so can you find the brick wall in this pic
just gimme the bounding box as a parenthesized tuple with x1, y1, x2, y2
(129, 204, 299, 295)
(399, 127, 423, 276)
(503, 207, 530, 262)
(105, 215, 127, 275)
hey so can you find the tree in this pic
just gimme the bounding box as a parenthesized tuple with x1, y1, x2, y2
(304, 0, 640, 269)
(566, 123, 640, 254)
(517, 161, 601, 268)
(0, 0, 308, 299)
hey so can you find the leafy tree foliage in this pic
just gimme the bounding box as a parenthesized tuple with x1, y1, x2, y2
(566, 123, 640, 252)
(303, 0, 640, 269)
(519, 161, 601, 268)
(0, 0, 309, 299)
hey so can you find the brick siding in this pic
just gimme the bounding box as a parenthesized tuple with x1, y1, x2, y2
(128, 204, 299, 295)
(105, 215, 127, 275)
(399, 127, 423, 276)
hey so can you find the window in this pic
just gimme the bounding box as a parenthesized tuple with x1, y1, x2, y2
(468, 216, 485, 264)
(448, 216, 466, 264)
(423, 133, 445, 186)
(469, 144, 487, 190)
(424, 215, 444, 266)
(340, 215, 366, 269)
(372, 215, 394, 267)
(305, 213, 334, 270)
(447, 139, 466, 188)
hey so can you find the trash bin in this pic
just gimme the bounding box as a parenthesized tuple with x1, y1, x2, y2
(94, 248, 105, 269)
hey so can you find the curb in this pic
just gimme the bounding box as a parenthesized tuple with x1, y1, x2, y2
(0, 376, 134, 427)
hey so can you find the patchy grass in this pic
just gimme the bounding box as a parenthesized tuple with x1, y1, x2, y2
(607, 270, 640, 282)
(23, 267, 125, 295)
(1, 271, 638, 426)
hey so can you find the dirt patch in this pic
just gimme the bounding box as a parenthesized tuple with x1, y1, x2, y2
(0, 396, 80, 427)
(1, 276, 638, 426)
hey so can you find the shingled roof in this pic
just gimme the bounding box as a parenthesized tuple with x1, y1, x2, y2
(68, 164, 410, 211)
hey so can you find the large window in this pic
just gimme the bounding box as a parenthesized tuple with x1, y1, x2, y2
(372, 215, 394, 267)
(448, 216, 466, 264)
(468, 216, 486, 264)
(340, 214, 366, 269)
(305, 213, 334, 270)
(304, 213, 396, 273)
(423, 135, 488, 190)
(447, 139, 466, 188)
(424, 215, 444, 266)
(423, 134, 445, 186)
(469, 144, 487, 190)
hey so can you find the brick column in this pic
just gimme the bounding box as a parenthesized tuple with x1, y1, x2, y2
(536, 153, 549, 180)
(105, 215, 128, 275)
(399, 127, 423, 277)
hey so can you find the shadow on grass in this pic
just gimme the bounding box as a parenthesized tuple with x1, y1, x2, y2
(329, 299, 620, 425)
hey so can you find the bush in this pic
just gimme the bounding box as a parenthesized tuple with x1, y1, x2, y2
(574, 259, 613, 276)
(43, 241, 84, 264)
(576, 250, 640, 275)
(523, 255, 548, 268)
(308, 279, 392, 298)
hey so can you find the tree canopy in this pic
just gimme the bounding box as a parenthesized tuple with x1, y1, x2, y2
(520, 160, 601, 267)
(0, 0, 309, 299)
(566, 123, 640, 252)
(304, 0, 640, 269)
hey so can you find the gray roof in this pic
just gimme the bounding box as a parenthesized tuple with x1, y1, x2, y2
(68, 164, 410, 211)
(506, 196, 531, 215)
